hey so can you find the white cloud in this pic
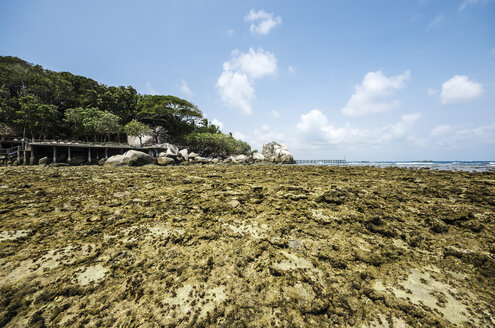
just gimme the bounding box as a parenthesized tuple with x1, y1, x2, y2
(211, 119, 224, 130)
(296, 109, 421, 147)
(430, 125, 451, 136)
(428, 13, 446, 28)
(245, 9, 282, 35)
(145, 82, 159, 95)
(440, 75, 484, 105)
(224, 48, 277, 79)
(216, 48, 277, 115)
(270, 110, 281, 118)
(288, 65, 296, 75)
(341, 70, 411, 116)
(216, 70, 255, 115)
(178, 79, 193, 98)
(226, 29, 235, 37)
(459, 0, 491, 11)
(296, 109, 328, 135)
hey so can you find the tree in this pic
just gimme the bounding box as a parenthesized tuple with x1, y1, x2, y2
(65, 107, 97, 140)
(94, 111, 121, 142)
(184, 132, 251, 156)
(0, 123, 15, 140)
(65, 107, 122, 142)
(14, 95, 58, 140)
(197, 118, 221, 134)
(137, 95, 203, 139)
(123, 119, 152, 146)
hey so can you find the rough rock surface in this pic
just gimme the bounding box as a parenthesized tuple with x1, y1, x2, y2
(179, 149, 189, 161)
(105, 150, 154, 167)
(156, 143, 179, 158)
(157, 156, 175, 166)
(127, 134, 156, 147)
(262, 142, 295, 164)
(38, 156, 49, 165)
(253, 152, 265, 161)
(0, 166, 494, 327)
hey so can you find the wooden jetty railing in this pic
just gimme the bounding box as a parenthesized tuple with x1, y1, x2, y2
(0, 146, 20, 159)
(296, 159, 346, 164)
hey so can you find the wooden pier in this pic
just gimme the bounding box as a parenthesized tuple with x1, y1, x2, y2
(0, 139, 199, 165)
(296, 159, 346, 164)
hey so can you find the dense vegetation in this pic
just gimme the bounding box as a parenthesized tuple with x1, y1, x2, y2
(0, 56, 250, 155)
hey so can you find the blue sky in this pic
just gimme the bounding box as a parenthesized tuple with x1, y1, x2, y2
(1, 0, 494, 160)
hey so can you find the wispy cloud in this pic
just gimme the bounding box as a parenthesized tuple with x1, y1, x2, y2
(459, 0, 491, 11)
(288, 65, 296, 75)
(428, 13, 446, 29)
(430, 125, 451, 136)
(145, 82, 159, 95)
(178, 79, 193, 98)
(341, 70, 411, 116)
(244, 9, 282, 35)
(427, 88, 439, 96)
(225, 29, 235, 37)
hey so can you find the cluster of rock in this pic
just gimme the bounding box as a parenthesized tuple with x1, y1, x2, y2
(103, 141, 295, 167)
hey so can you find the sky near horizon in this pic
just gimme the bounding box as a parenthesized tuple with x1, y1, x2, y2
(1, 0, 494, 160)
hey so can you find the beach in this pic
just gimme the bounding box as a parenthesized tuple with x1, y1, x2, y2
(0, 165, 494, 327)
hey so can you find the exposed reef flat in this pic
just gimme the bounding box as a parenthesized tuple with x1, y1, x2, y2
(0, 165, 494, 327)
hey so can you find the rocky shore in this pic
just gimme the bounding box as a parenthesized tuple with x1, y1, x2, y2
(0, 165, 494, 327)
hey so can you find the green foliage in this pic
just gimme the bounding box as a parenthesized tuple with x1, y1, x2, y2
(96, 111, 121, 140)
(15, 95, 59, 139)
(123, 119, 152, 146)
(137, 95, 203, 137)
(0, 123, 15, 137)
(184, 132, 251, 156)
(196, 118, 221, 134)
(0, 56, 252, 154)
(65, 107, 122, 141)
(0, 56, 138, 140)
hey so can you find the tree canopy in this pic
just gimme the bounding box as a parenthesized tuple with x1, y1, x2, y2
(0, 56, 249, 155)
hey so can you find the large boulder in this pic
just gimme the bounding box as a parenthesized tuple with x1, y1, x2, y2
(155, 126, 170, 144)
(262, 142, 295, 164)
(253, 152, 265, 161)
(38, 157, 49, 165)
(156, 143, 179, 158)
(157, 156, 175, 166)
(69, 155, 86, 166)
(229, 154, 247, 164)
(179, 149, 189, 161)
(105, 150, 154, 166)
(127, 134, 156, 147)
(105, 154, 129, 166)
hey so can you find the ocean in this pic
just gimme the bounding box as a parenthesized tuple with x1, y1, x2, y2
(296, 161, 495, 172)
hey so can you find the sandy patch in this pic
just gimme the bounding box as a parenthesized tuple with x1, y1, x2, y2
(0, 229, 30, 242)
(77, 264, 109, 286)
(374, 268, 474, 325)
(163, 283, 226, 321)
